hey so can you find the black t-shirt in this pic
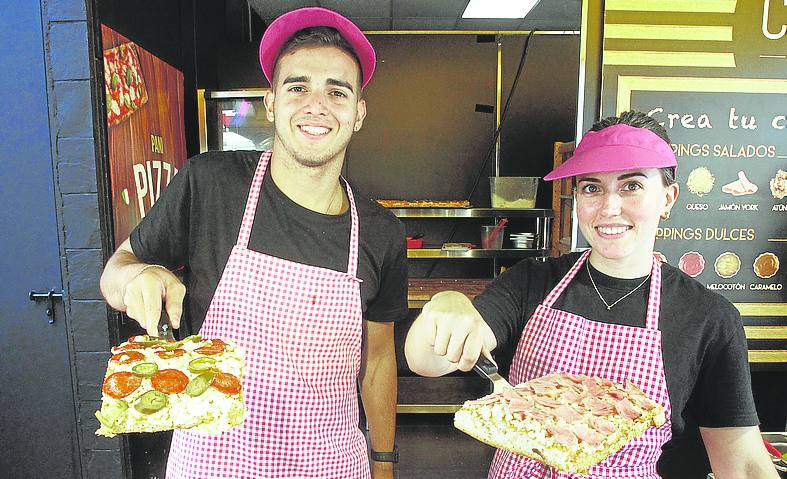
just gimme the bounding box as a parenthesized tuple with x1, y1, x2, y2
(130, 150, 409, 333)
(473, 252, 759, 478)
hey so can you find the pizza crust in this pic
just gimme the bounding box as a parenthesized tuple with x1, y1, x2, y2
(454, 373, 666, 475)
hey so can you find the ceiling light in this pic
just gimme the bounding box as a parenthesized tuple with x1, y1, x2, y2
(462, 0, 541, 19)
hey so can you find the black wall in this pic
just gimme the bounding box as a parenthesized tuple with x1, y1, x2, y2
(98, 1, 579, 206)
(97, 0, 200, 156)
(202, 31, 580, 207)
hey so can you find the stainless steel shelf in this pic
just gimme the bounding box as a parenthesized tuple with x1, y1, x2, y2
(408, 248, 549, 259)
(390, 208, 554, 218)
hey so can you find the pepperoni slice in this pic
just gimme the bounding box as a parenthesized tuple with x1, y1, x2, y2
(103, 371, 142, 399)
(110, 351, 145, 364)
(151, 369, 189, 394)
(113, 342, 149, 352)
(155, 349, 186, 359)
(195, 339, 226, 355)
(210, 372, 242, 395)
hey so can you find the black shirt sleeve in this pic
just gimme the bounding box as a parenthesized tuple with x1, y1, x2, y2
(473, 263, 528, 356)
(365, 218, 408, 323)
(129, 159, 192, 269)
(689, 299, 759, 428)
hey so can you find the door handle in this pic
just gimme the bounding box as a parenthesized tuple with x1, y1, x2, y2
(29, 289, 64, 324)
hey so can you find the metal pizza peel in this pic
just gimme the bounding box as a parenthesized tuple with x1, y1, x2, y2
(472, 355, 513, 393)
(154, 308, 175, 341)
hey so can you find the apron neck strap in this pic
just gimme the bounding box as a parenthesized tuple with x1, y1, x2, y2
(644, 254, 662, 330)
(236, 151, 272, 249)
(542, 249, 591, 308)
(342, 178, 360, 278)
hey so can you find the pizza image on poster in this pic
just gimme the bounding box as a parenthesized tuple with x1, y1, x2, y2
(103, 42, 148, 126)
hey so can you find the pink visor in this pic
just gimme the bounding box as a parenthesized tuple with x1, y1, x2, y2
(544, 124, 677, 181)
(259, 7, 376, 89)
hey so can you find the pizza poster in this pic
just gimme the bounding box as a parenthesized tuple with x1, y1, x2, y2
(596, 0, 786, 305)
(101, 25, 187, 248)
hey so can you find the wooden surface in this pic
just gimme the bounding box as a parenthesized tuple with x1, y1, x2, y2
(408, 278, 492, 302)
(102, 25, 187, 246)
(551, 141, 575, 257)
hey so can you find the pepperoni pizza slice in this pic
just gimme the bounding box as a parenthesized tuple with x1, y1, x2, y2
(95, 335, 245, 437)
(454, 373, 666, 474)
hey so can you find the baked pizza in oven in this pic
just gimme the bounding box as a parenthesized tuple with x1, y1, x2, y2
(95, 335, 245, 437)
(376, 199, 471, 208)
(454, 373, 666, 474)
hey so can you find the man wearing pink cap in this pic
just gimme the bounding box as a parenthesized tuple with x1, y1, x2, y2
(100, 7, 404, 479)
(405, 111, 777, 478)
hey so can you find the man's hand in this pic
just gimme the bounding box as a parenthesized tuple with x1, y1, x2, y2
(371, 460, 394, 479)
(100, 238, 186, 337)
(404, 291, 497, 377)
(123, 265, 186, 337)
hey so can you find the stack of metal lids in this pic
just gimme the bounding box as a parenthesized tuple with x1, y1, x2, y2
(510, 232, 536, 249)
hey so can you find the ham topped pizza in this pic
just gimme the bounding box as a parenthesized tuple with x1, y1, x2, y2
(95, 335, 245, 437)
(454, 373, 666, 474)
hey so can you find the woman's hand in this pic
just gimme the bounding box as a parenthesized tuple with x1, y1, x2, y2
(404, 291, 497, 377)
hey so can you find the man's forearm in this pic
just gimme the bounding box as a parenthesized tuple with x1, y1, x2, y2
(360, 323, 397, 453)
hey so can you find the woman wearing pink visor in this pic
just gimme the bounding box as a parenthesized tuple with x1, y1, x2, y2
(405, 111, 777, 478)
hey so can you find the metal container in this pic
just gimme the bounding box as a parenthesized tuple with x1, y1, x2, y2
(489, 177, 539, 209)
(510, 232, 537, 249)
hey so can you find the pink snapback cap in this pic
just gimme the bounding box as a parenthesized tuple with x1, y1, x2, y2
(544, 124, 677, 181)
(259, 7, 376, 89)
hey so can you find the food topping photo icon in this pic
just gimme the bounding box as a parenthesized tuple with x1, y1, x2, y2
(721, 171, 758, 196)
(770, 169, 787, 200)
(753, 252, 780, 279)
(686, 167, 715, 197)
(679, 251, 705, 278)
(714, 252, 741, 279)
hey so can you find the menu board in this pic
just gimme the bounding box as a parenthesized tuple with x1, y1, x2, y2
(597, 0, 786, 305)
(617, 81, 785, 302)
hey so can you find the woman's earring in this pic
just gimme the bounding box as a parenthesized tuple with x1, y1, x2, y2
(661, 211, 670, 220)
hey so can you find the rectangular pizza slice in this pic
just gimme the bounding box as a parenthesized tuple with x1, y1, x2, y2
(95, 335, 245, 437)
(103, 42, 148, 126)
(454, 373, 666, 474)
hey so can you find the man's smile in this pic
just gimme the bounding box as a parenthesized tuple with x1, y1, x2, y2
(298, 124, 332, 136)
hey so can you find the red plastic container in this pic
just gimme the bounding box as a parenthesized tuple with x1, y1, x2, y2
(406, 237, 423, 249)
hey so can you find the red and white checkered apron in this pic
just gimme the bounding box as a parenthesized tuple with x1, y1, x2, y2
(166, 151, 369, 478)
(488, 250, 672, 479)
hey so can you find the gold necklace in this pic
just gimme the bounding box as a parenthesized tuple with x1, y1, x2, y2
(324, 184, 340, 215)
(586, 262, 651, 310)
